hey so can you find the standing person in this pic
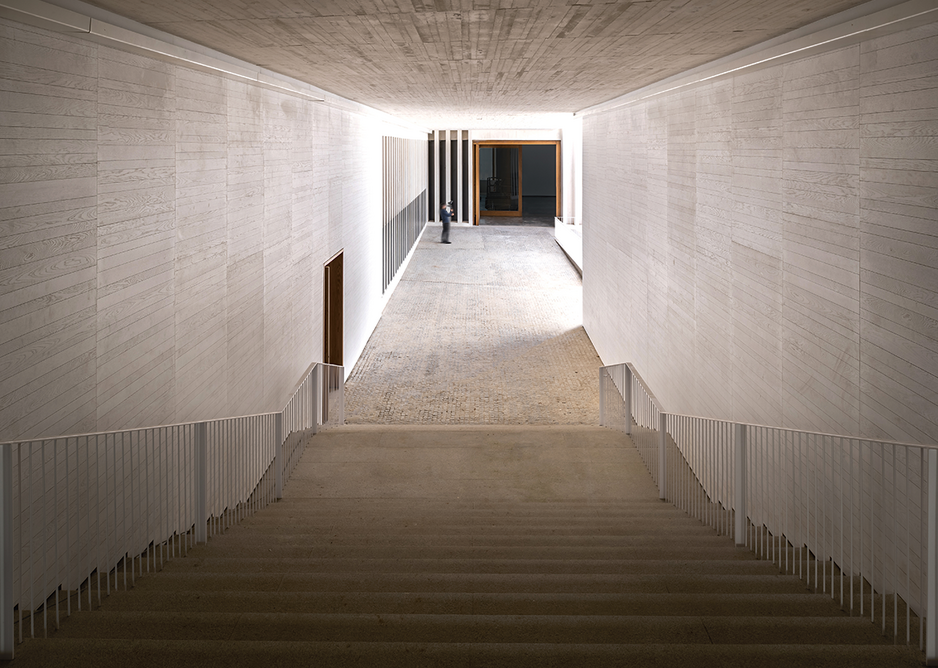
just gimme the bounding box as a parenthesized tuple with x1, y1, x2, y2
(440, 201, 452, 244)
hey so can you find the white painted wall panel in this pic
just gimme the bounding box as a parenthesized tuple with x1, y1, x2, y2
(858, 21, 938, 445)
(94, 45, 178, 434)
(0, 17, 424, 442)
(583, 22, 938, 445)
(0, 19, 99, 440)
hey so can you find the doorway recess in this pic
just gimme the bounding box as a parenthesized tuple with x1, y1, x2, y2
(473, 140, 560, 225)
(323, 251, 343, 367)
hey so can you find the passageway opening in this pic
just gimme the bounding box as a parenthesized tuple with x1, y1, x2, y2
(473, 140, 560, 225)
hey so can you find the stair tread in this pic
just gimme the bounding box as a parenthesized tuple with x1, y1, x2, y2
(206, 532, 731, 545)
(157, 555, 777, 576)
(174, 548, 753, 563)
(48, 610, 892, 644)
(129, 571, 812, 595)
(100, 589, 869, 617)
(11, 638, 925, 668)
(210, 531, 723, 545)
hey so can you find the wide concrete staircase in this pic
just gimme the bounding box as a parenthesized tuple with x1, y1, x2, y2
(10, 426, 923, 667)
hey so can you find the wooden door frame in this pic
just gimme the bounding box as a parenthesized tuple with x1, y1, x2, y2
(473, 140, 561, 225)
(323, 250, 343, 367)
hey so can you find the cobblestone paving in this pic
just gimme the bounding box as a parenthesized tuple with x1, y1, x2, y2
(345, 224, 602, 425)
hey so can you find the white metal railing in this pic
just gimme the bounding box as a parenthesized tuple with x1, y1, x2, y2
(600, 362, 938, 665)
(0, 362, 344, 660)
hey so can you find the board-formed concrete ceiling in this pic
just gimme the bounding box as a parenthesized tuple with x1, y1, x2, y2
(77, 0, 876, 128)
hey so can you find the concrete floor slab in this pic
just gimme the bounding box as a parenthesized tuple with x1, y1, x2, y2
(290, 426, 660, 502)
(345, 225, 599, 425)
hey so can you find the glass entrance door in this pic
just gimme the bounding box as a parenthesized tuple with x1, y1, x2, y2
(478, 146, 520, 216)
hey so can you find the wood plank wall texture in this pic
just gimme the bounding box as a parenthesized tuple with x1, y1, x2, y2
(0, 18, 422, 443)
(583, 21, 938, 445)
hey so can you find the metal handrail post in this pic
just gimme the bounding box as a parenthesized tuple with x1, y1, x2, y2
(337, 367, 345, 426)
(310, 365, 318, 435)
(312, 364, 321, 434)
(274, 412, 284, 500)
(734, 423, 747, 547)
(1, 444, 12, 660)
(599, 367, 605, 427)
(624, 365, 632, 436)
(927, 448, 937, 666)
(658, 412, 667, 501)
(195, 423, 207, 544)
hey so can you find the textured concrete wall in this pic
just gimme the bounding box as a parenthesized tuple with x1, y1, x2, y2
(0, 17, 423, 442)
(582, 21, 938, 445)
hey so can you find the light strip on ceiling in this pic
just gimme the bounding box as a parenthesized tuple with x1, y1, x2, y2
(578, 0, 938, 117)
(0, 0, 325, 102)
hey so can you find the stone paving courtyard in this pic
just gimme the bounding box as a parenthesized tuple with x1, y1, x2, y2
(344, 224, 602, 425)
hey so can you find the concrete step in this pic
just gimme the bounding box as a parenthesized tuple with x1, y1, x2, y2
(227, 522, 721, 538)
(190, 536, 753, 564)
(130, 571, 811, 595)
(206, 528, 730, 547)
(99, 589, 864, 617)
(217, 525, 723, 543)
(156, 552, 769, 576)
(213, 511, 732, 527)
(249, 514, 709, 532)
(48, 610, 894, 646)
(256, 499, 695, 517)
(10, 638, 925, 668)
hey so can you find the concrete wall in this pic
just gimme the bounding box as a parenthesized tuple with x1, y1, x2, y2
(582, 20, 938, 445)
(0, 17, 424, 442)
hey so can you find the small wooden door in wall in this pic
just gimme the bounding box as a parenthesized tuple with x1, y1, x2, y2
(323, 251, 343, 366)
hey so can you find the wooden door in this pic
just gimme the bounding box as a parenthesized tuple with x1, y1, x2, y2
(323, 252, 343, 366)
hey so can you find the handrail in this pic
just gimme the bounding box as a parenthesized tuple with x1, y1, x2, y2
(600, 362, 938, 665)
(0, 411, 279, 448)
(611, 360, 938, 451)
(0, 363, 343, 449)
(0, 362, 344, 660)
(624, 362, 664, 413)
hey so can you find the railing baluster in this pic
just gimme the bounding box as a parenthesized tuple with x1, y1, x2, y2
(879, 444, 889, 635)
(145, 430, 151, 575)
(28, 444, 34, 636)
(104, 437, 110, 597)
(734, 423, 747, 547)
(275, 412, 284, 501)
(53, 440, 60, 628)
(658, 412, 667, 501)
(42, 441, 48, 635)
(81, 437, 87, 609)
(17, 444, 23, 640)
(893, 443, 898, 638)
(927, 448, 937, 664)
(196, 422, 207, 545)
(838, 437, 843, 608)
(66, 439, 72, 615)
(916, 455, 923, 647)
(850, 438, 855, 615)
(96, 436, 102, 604)
(905, 445, 910, 644)
(1, 444, 12, 660)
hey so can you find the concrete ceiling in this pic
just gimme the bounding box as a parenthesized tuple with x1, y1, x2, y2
(76, 0, 875, 129)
